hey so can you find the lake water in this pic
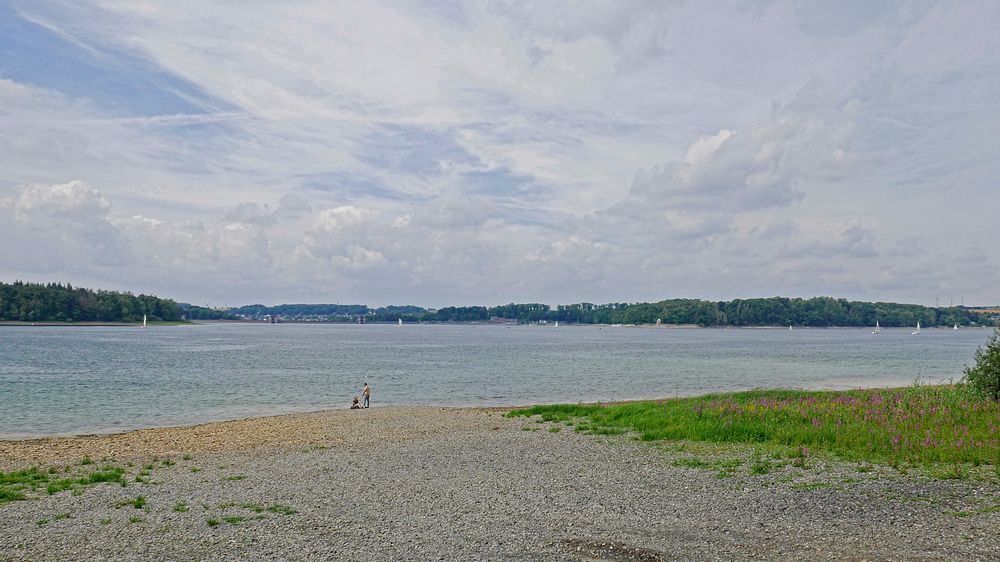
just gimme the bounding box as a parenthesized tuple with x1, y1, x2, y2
(0, 323, 991, 439)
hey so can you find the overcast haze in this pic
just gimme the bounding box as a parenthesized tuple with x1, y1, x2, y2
(1, 1, 997, 307)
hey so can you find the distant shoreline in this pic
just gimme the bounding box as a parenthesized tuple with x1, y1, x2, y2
(0, 321, 191, 327)
(0, 320, 989, 329)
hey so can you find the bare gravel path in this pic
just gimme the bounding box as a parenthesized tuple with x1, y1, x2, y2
(2, 407, 998, 560)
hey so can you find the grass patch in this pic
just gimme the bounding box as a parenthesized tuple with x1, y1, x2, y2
(173, 501, 189, 513)
(223, 474, 246, 481)
(129, 515, 143, 524)
(0, 488, 27, 503)
(750, 458, 776, 475)
(223, 516, 244, 525)
(99, 518, 112, 525)
(182, 454, 193, 461)
(2, 465, 126, 503)
(206, 518, 220, 527)
(265, 504, 297, 515)
(509, 385, 1000, 467)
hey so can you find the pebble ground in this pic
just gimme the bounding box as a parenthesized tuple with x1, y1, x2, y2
(2, 407, 998, 560)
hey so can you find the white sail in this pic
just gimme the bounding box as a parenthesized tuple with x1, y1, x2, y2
(398, 318, 403, 326)
(912, 321, 920, 335)
(142, 314, 147, 328)
(954, 323, 959, 330)
(872, 320, 880, 335)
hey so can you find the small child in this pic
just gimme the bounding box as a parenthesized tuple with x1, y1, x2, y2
(350, 396, 361, 409)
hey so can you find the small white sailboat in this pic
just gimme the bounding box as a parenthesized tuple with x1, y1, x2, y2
(789, 325, 793, 331)
(912, 321, 920, 335)
(554, 321, 559, 327)
(397, 318, 403, 326)
(872, 320, 880, 335)
(142, 314, 147, 328)
(953, 323, 959, 330)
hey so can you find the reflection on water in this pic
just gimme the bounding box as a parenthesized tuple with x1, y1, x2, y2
(0, 323, 989, 438)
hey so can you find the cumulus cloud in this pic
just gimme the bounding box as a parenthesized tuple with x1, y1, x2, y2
(621, 86, 860, 218)
(1, 2, 998, 305)
(0, 181, 130, 273)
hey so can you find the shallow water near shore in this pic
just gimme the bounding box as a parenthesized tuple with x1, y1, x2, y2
(0, 323, 990, 438)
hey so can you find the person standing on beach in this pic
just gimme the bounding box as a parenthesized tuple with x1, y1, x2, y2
(362, 383, 370, 408)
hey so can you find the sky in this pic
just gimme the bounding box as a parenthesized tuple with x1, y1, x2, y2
(1, 1, 998, 307)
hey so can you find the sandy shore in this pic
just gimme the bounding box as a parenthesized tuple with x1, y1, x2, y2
(2, 406, 999, 560)
(0, 407, 497, 468)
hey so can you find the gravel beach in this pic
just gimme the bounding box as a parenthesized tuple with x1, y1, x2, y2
(2, 406, 998, 561)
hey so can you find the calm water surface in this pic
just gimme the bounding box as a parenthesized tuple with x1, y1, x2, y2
(0, 323, 990, 438)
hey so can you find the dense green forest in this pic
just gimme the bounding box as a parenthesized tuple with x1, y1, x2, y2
(177, 303, 237, 320)
(230, 303, 368, 318)
(0, 281, 181, 322)
(3, 281, 994, 327)
(234, 297, 995, 327)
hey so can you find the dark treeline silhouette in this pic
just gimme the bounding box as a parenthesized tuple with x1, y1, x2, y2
(0, 281, 181, 322)
(236, 297, 995, 327)
(4, 282, 994, 327)
(178, 303, 237, 320)
(230, 303, 368, 318)
(416, 298, 990, 327)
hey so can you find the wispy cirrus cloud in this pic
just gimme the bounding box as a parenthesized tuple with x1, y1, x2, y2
(0, 1, 998, 306)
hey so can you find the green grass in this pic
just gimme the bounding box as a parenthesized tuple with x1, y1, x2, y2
(173, 501, 189, 513)
(222, 474, 246, 481)
(265, 504, 297, 515)
(206, 518, 220, 527)
(223, 516, 244, 525)
(1, 465, 126, 503)
(509, 385, 1000, 466)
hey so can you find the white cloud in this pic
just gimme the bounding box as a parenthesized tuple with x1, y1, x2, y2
(1, 1, 998, 306)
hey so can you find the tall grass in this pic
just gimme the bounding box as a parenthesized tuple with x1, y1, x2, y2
(510, 385, 1000, 465)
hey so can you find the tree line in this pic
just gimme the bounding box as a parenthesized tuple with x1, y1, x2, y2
(235, 297, 995, 327)
(407, 298, 992, 327)
(3, 281, 994, 327)
(0, 281, 181, 323)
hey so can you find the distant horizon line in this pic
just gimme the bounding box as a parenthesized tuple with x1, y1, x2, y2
(2, 279, 996, 310)
(197, 297, 1000, 312)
